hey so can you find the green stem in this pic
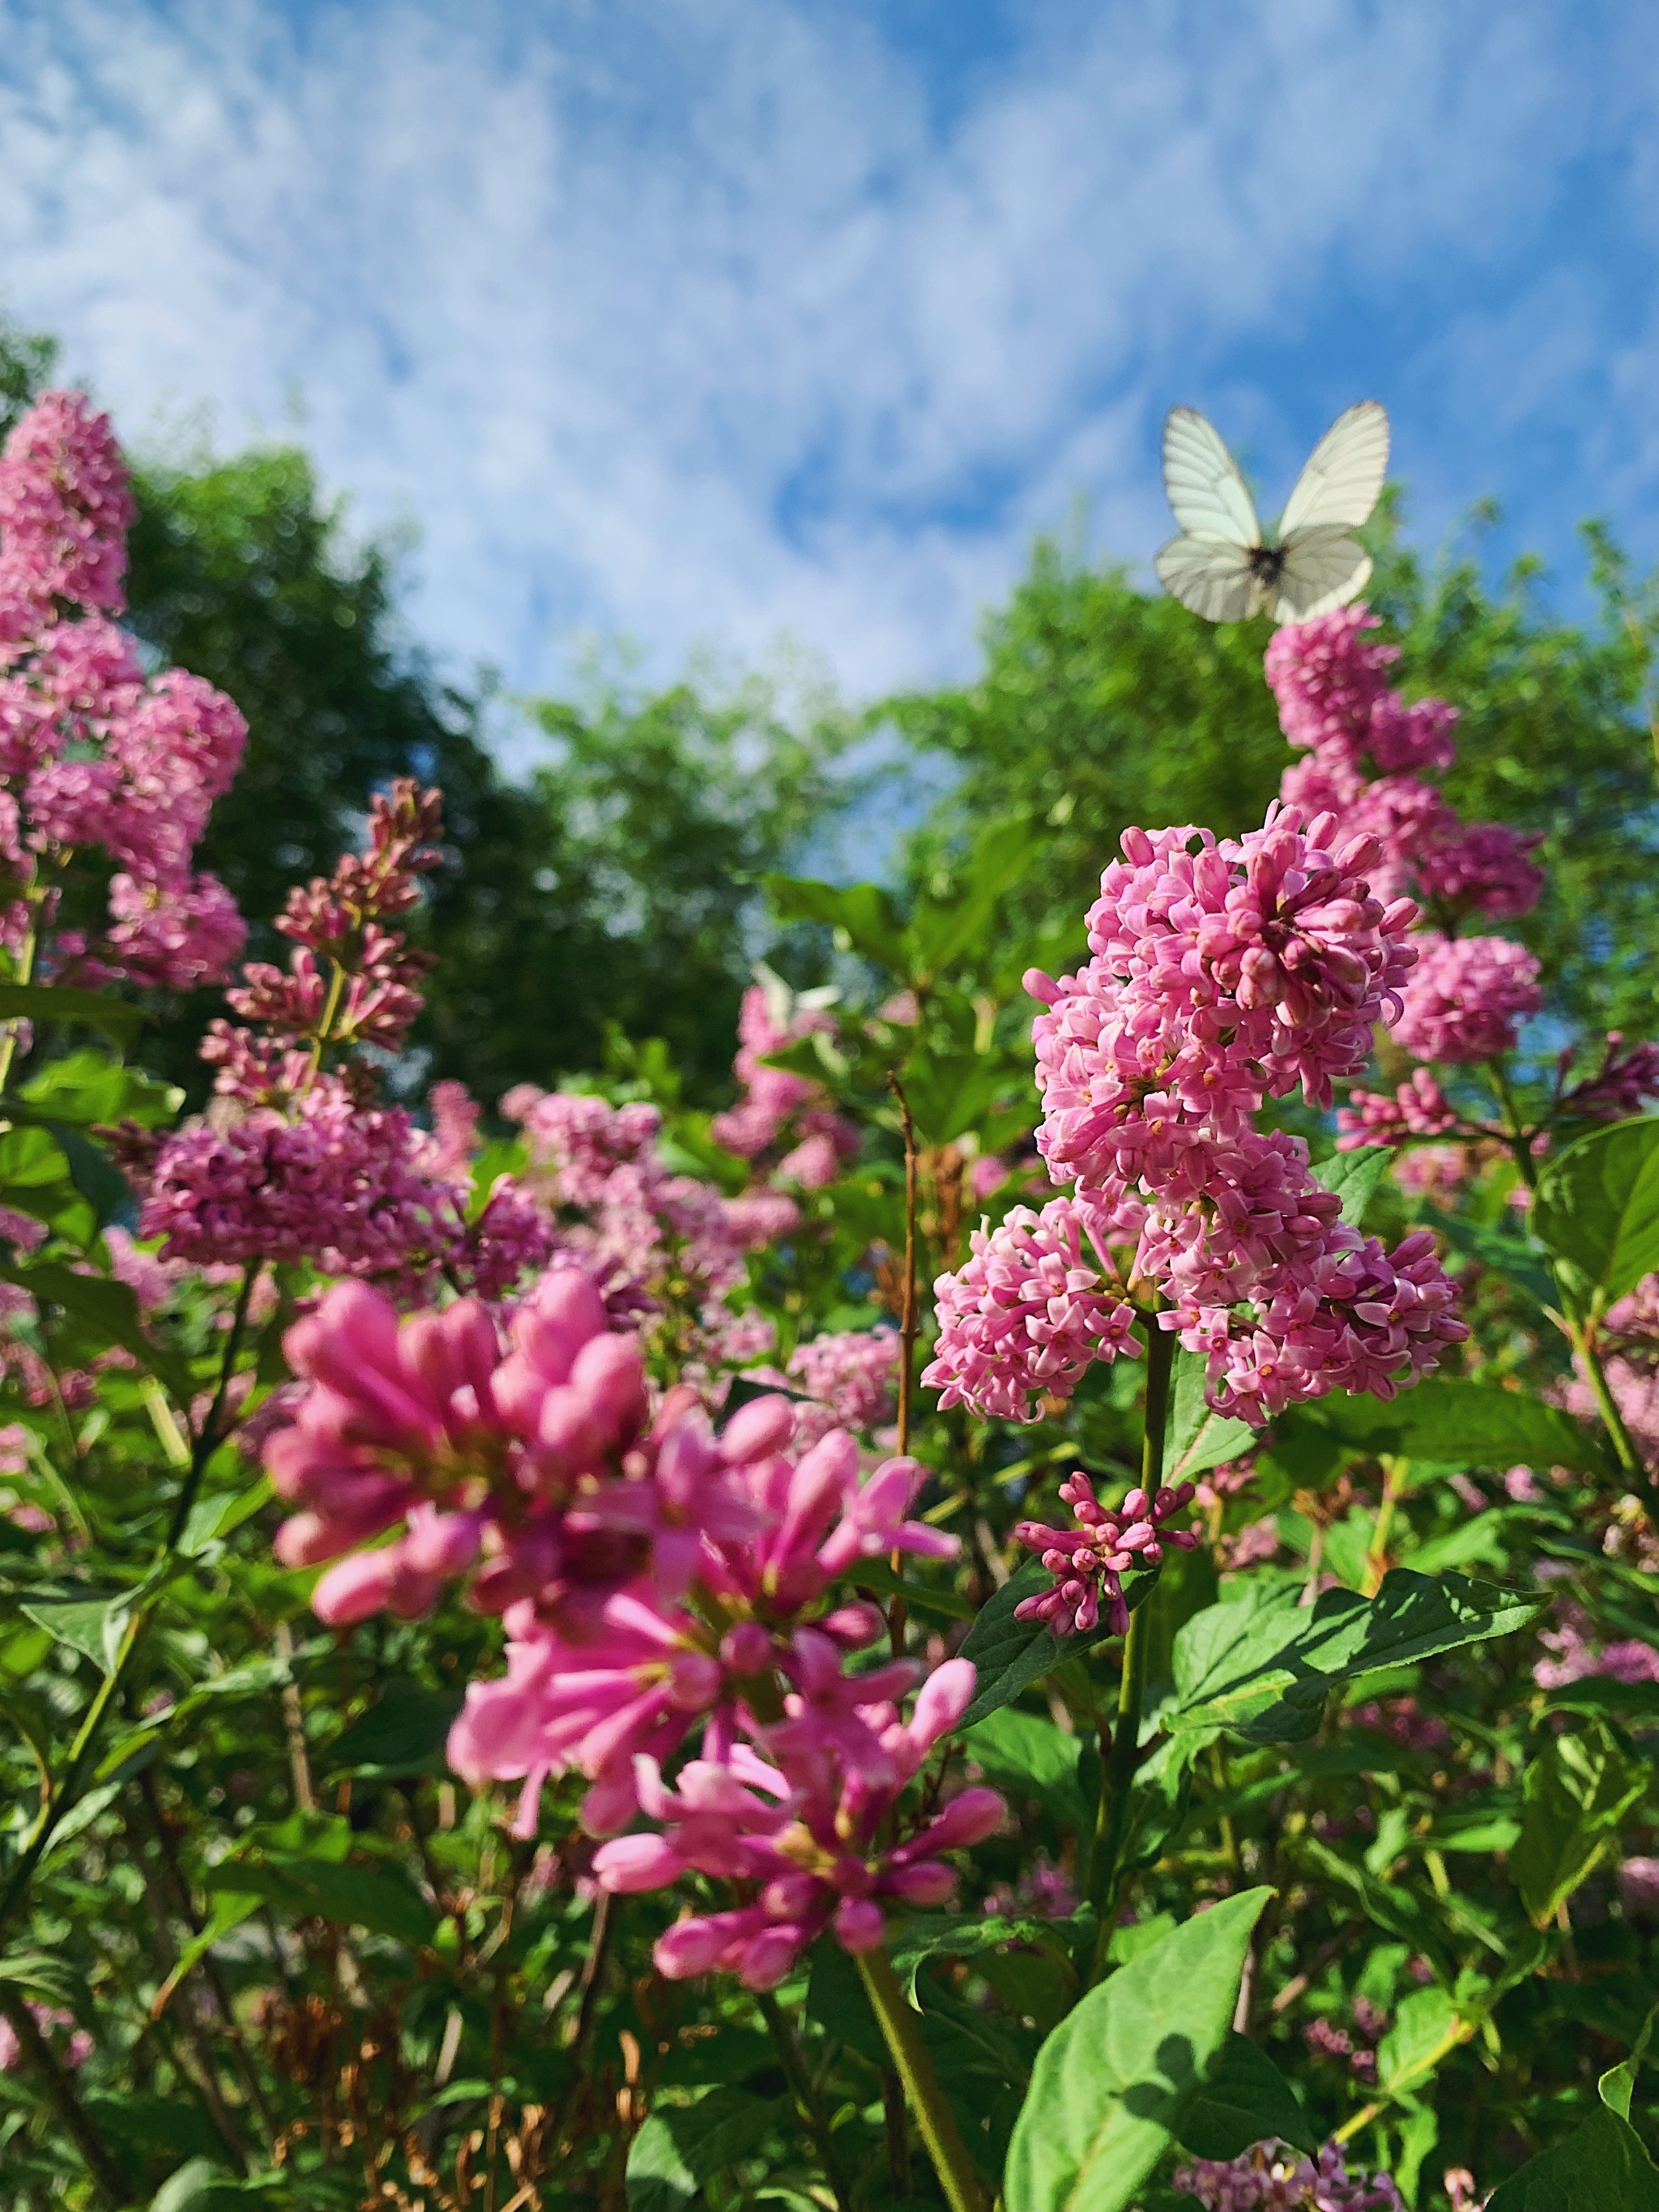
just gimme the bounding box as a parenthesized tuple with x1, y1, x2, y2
(757, 1990, 853, 2212)
(885, 1071, 919, 1660)
(1489, 1059, 1658, 1508)
(0, 901, 41, 1102)
(1089, 1315, 1175, 1980)
(0, 1985, 130, 2206)
(855, 1947, 985, 2212)
(0, 1264, 262, 1946)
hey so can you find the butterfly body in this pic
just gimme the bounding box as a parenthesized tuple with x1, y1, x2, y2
(1154, 400, 1388, 626)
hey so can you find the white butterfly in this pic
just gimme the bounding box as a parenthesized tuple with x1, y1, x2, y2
(1154, 400, 1389, 624)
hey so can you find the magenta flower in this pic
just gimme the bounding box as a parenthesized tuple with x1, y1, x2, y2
(593, 1658, 1004, 1989)
(1014, 1471, 1201, 1637)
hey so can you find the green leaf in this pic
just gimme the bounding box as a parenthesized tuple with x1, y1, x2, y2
(1425, 1206, 1558, 1311)
(0, 979, 147, 1044)
(0, 1949, 81, 2005)
(1484, 2105, 1659, 2210)
(848, 1557, 976, 1622)
(963, 1707, 1090, 1831)
(44, 1121, 131, 1230)
(1375, 1986, 1462, 2099)
(1176, 2031, 1317, 2159)
(1003, 1888, 1273, 2212)
(323, 1681, 465, 1779)
(958, 1556, 1158, 1728)
(19, 1589, 131, 1674)
(4, 1262, 194, 1400)
(148, 2156, 229, 2211)
(1599, 1999, 1659, 2123)
(1309, 1146, 1391, 1228)
(1299, 1839, 1452, 1986)
(759, 873, 908, 972)
(203, 1854, 437, 1947)
(1272, 1378, 1610, 1479)
(1170, 1571, 1540, 1743)
(1533, 1116, 1659, 1310)
(1166, 1349, 1256, 1483)
(1512, 1721, 1647, 1928)
(179, 1476, 272, 1558)
(18, 1047, 180, 1129)
(625, 2088, 781, 2212)
(886, 1911, 1083, 2001)
(907, 816, 1038, 980)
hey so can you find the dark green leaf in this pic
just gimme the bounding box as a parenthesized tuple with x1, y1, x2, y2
(1299, 1839, 1452, 1985)
(1004, 1889, 1272, 2212)
(1170, 1572, 1540, 1743)
(625, 2089, 782, 2212)
(1177, 2031, 1316, 2160)
(1533, 1116, 1659, 1311)
(1272, 1379, 1610, 1479)
(887, 1911, 1082, 2000)
(907, 817, 1038, 980)
(958, 1556, 1158, 1728)
(3, 1261, 194, 1400)
(1425, 1205, 1558, 1311)
(759, 873, 908, 971)
(848, 1557, 976, 1622)
(963, 1706, 1089, 1830)
(1512, 1721, 1646, 1928)
(1485, 2105, 1659, 2210)
(204, 1855, 437, 1947)
(324, 1681, 465, 1779)
(0, 980, 147, 1043)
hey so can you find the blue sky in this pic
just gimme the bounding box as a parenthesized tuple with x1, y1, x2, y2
(2, 0, 1657, 744)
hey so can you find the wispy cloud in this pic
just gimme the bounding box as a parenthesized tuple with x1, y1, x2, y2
(1, 0, 1655, 725)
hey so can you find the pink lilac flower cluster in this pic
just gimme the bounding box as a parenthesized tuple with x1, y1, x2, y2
(0, 2002, 92, 2073)
(1337, 1069, 1457, 1149)
(1303, 1997, 1388, 2086)
(134, 782, 550, 1301)
(783, 1327, 901, 1447)
(710, 981, 859, 1190)
(270, 1271, 990, 1983)
(1013, 1469, 1201, 1637)
(1531, 1600, 1659, 1691)
(1265, 607, 1542, 1066)
(504, 1085, 788, 1365)
(0, 390, 246, 990)
(924, 800, 1465, 1430)
(1172, 2141, 1403, 2211)
(1555, 1034, 1659, 1124)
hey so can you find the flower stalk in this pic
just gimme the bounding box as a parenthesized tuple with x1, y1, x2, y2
(855, 1945, 986, 2212)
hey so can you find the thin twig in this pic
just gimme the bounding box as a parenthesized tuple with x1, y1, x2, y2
(886, 1071, 920, 1664)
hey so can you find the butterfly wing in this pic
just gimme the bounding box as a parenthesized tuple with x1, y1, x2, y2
(1156, 533, 1264, 623)
(1269, 526, 1372, 624)
(1279, 399, 1389, 537)
(1162, 407, 1260, 546)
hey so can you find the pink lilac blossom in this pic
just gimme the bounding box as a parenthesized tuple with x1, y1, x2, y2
(982, 1851, 1078, 1920)
(783, 1328, 900, 1447)
(1618, 1857, 1659, 1916)
(1172, 2140, 1404, 2212)
(591, 1659, 1004, 1988)
(271, 1276, 957, 1835)
(1013, 1469, 1200, 1637)
(1265, 607, 1540, 931)
(0, 392, 248, 992)
(506, 1085, 786, 1357)
(0, 2003, 92, 2074)
(923, 1196, 1140, 1423)
(710, 982, 859, 1181)
(0, 390, 135, 624)
(1392, 934, 1542, 1065)
(1558, 1034, 1659, 1123)
(1532, 1600, 1659, 1691)
(1336, 1070, 1458, 1149)
(926, 792, 1465, 1430)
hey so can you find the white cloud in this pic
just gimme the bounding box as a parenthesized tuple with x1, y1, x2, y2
(0, 0, 1655, 744)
